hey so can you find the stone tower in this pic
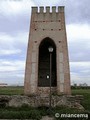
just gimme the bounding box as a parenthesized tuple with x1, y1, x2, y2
(24, 6, 71, 96)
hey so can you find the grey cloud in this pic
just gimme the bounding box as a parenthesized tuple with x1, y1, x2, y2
(68, 40, 90, 61)
(0, 0, 90, 85)
(0, 0, 90, 34)
(63, 0, 90, 24)
(0, 14, 30, 34)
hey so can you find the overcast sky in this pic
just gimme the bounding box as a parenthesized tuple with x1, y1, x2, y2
(0, 0, 90, 86)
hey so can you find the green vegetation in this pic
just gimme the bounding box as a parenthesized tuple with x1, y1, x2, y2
(0, 86, 24, 95)
(0, 106, 43, 119)
(0, 86, 90, 119)
(72, 89, 90, 111)
(0, 106, 89, 119)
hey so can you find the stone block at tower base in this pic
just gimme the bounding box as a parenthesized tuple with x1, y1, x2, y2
(0, 95, 84, 110)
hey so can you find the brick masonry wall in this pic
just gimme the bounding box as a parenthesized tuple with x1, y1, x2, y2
(24, 6, 71, 96)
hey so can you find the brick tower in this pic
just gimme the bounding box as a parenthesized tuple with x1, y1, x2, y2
(24, 6, 71, 96)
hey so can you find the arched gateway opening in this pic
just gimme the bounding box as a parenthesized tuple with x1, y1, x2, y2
(38, 37, 57, 87)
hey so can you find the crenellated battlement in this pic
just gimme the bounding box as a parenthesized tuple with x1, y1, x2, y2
(32, 6, 64, 13)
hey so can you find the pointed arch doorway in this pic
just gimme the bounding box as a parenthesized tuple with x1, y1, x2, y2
(38, 37, 57, 87)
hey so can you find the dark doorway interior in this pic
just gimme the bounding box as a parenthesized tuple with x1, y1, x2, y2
(38, 37, 57, 87)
